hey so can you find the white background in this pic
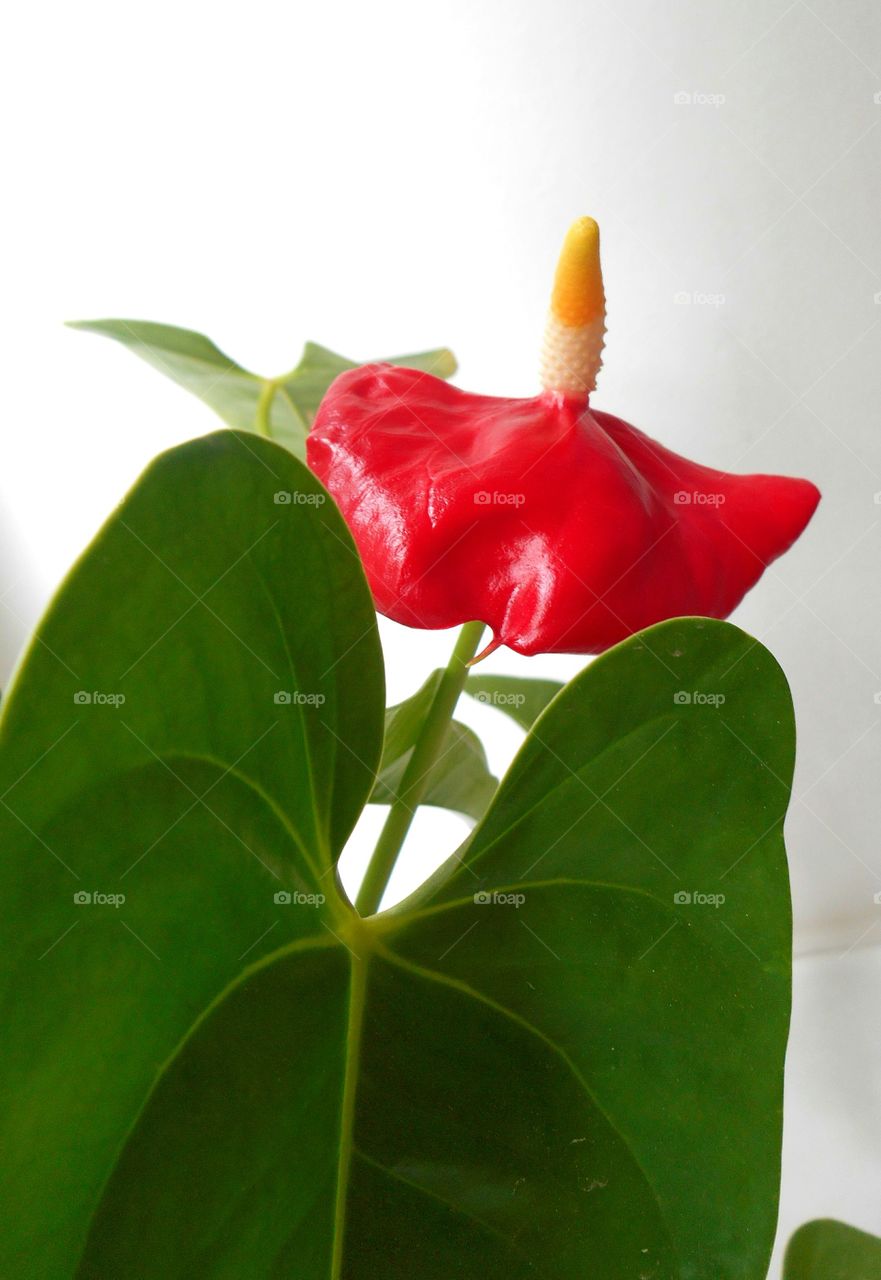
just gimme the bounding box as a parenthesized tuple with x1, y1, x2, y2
(2, 0, 880, 1270)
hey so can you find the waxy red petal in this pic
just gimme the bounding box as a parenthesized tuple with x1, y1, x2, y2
(308, 364, 820, 656)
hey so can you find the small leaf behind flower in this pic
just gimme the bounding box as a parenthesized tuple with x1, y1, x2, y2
(372, 672, 498, 821)
(465, 672, 564, 731)
(69, 320, 456, 459)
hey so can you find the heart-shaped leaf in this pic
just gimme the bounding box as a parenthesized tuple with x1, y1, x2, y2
(69, 320, 457, 458)
(385, 619, 794, 1279)
(371, 672, 498, 820)
(0, 434, 795, 1279)
(784, 1219, 881, 1279)
(0, 431, 383, 1275)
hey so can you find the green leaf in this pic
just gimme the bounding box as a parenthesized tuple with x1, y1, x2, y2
(2, 428, 795, 1280)
(465, 671, 564, 730)
(371, 672, 498, 821)
(784, 1219, 881, 1279)
(69, 320, 457, 459)
(0, 431, 384, 1275)
(386, 618, 794, 1279)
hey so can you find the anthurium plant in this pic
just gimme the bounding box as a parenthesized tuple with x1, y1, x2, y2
(0, 221, 820, 1278)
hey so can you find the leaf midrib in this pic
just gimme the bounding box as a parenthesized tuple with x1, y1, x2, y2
(331, 955, 367, 1280)
(90, 328, 260, 381)
(78, 910, 690, 1276)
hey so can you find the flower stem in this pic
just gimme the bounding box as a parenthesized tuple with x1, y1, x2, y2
(355, 620, 485, 916)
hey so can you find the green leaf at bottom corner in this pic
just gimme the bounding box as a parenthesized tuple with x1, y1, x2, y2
(385, 616, 797, 1280)
(784, 1219, 881, 1279)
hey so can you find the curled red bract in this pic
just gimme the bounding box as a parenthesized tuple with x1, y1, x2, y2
(308, 219, 820, 657)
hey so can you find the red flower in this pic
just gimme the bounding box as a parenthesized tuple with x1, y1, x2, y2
(308, 219, 819, 657)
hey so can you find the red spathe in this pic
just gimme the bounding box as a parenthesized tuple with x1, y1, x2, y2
(308, 364, 820, 656)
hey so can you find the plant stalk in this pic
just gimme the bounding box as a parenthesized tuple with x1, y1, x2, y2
(255, 380, 276, 437)
(355, 620, 485, 916)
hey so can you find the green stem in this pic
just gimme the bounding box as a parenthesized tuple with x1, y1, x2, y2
(255, 380, 276, 437)
(355, 620, 485, 916)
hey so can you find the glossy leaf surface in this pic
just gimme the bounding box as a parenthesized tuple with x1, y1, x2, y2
(0, 431, 795, 1279)
(0, 431, 383, 1274)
